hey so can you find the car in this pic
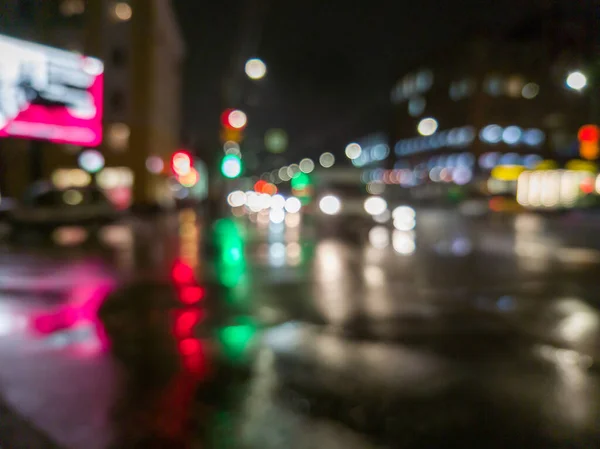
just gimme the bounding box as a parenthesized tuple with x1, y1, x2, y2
(7, 184, 121, 230)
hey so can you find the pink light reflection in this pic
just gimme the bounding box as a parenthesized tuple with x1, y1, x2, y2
(29, 278, 116, 355)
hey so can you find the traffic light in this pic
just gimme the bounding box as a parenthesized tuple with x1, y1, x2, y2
(171, 150, 193, 176)
(221, 109, 247, 131)
(578, 125, 599, 161)
(220, 154, 242, 179)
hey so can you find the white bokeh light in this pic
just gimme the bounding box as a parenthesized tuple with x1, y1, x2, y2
(364, 196, 387, 216)
(227, 190, 247, 207)
(284, 197, 302, 213)
(566, 71, 587, 91)
(345, 143, 362, 160)
(228, 110, 247, 129)
(299, 158, 315, 173)
(319, 152, 335, 168)
(369, 226, 390, 249)
(270, 194, 286, 210)
(319, 195, 341, 215)
(245, 58, 267, 80)
(418, 117, 438, 136)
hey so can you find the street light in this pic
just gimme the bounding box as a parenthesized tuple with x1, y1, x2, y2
(245, 58, 267, 80)
(345, 143, 362, 160)
(417, 117, 438, 136)
(566, 71, 587, 91)
(227, 110, 247, 129)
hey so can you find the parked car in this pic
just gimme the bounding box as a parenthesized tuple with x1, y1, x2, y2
(8, 184, 120, 230)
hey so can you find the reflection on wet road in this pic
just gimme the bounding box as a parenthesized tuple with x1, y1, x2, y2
(0, 209, 600, 447)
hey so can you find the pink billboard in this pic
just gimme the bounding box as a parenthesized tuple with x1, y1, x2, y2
(0, 34, 103, 147)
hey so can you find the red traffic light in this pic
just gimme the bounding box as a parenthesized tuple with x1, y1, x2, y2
(578, 125, 599, 143)
(171, 150, 193, 176)
(221, 109, 247, 130)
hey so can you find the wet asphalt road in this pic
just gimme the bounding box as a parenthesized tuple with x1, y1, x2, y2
(0, 208, 599, 448)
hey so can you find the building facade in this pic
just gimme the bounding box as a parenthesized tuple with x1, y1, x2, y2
(389, 3, 595, 196)
(0, 0, 184, 206)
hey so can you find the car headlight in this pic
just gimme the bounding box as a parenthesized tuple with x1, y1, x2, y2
(319, 195, 341, 215)
(364, 196, 387, 216)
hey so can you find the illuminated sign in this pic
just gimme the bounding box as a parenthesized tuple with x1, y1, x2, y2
(0, 34, 103, 146)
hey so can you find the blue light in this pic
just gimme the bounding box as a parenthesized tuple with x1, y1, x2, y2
(499, 152, 521, 165)
(523, 129, 545, 146)
(502, 126, 523, 145)
(523, 154, 543, 169)
(416, 70, 434, 91)
(447, 154, 459, 168)
(372, 144, 389, 160)
(479, 152, 500, 170)
(497, 296, 515, 311)
(408, 97, 426, 117)
(448, 129, 461, 147)
(480, 125, 503, 144)
(457, 153, 475, 167)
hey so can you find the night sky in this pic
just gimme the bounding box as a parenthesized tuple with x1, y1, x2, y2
(173, 0, 544, 164)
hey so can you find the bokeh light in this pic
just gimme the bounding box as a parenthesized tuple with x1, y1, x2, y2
(227, 190, 246, 208)
(228, 110, 247, 129)
(78, 150, 104, 173)
(221, 154, 242, 178)
(393, 230, 416, 255)
(521, 82, 540, 99)
(566, 71, 587, 91)
(345, 143, 362, 160)
(319, 195, 341, 215)
(146, 156, 164, 174)
(112, 2, 132, 21)
(418, 117, 438, 136)
(269, 208, 285, 224)
(369, 226, 390, 249)
(278, 166, 291, 182)
(319, 152, 335, 168)
(284, 197, 302, 213)
(270, 194, 286, 209)
(245, 58, 267, 80)
(265, 129, 288, 153)
(299, 158, 315, 173)
(363, 196, 387, 216)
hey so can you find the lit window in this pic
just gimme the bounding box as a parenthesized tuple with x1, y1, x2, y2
(408, 97, 426, 117)
(107, 123, 130, 151)
(502, 126, 522, 145)
(60, 0, 84, 16)
(111, 2, 132, 22)
(521, 82, 540, 99)
(484, 76, 503, 96)
(449, 82, 461, 101)
(480, 125, 503, 143)
(402, 74, 416, 98)
(390, 84, 403, 104)
(416, 70, 434, 92)
(506, 75, 525, 98)
(523, 129, 545, 146)
(479, 152, 500, 170)
(450, 79, 475, 101)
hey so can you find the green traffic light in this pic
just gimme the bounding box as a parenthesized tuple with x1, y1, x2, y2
(221, 154, 242, 178)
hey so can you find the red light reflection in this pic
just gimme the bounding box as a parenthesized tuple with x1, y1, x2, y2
(179, 286, 204, 305)
(174, 309, 204, 338)
(179, 338, 202, 356)
(171, 260, 196, 285)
